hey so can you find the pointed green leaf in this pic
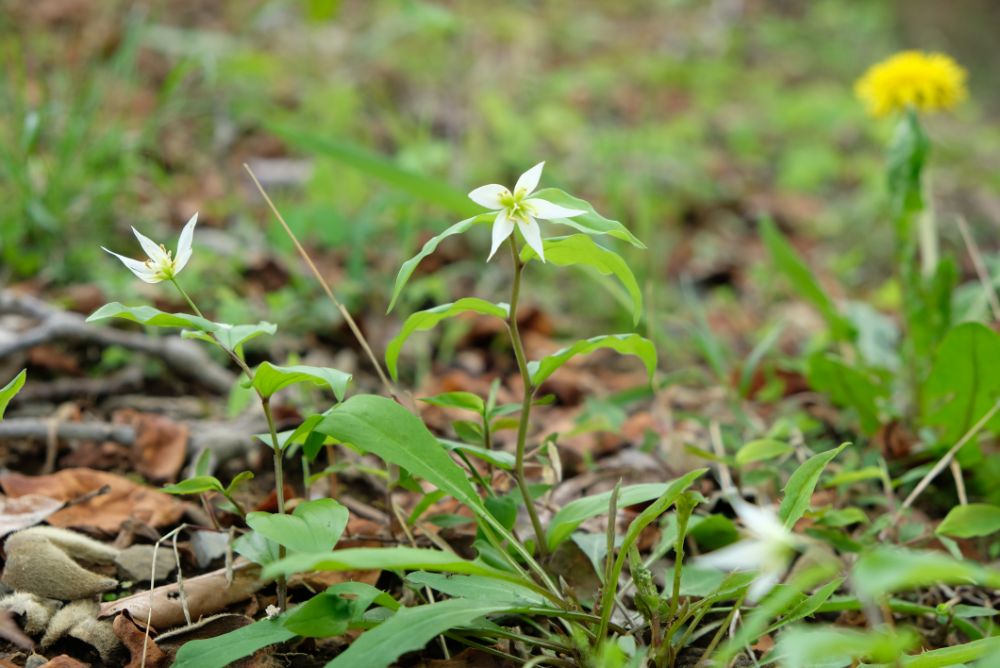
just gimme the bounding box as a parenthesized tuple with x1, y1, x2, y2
(182, 321, 277, 350)
(528, 334, 656, 386)
(162, 476, 225, 496)
(521, 234, 643, 324)
(173, 616, 295, 668)
(386, 299, 509, 381)
(0, 370, 27, 420)
(419, 391, 486, 413)
(735, 439, 793, 466)
(250, 363, 351, 401)
(315, 395, 483, 512)
(247, 499, 349, 554)
(807, 352, 887, 434)
(937, 503, 1000, 539)
(263, 546, 507, 580)
(87, 302, 214, 330)
(779, 443, 847, 528)
(325, 598, 520, 668)
(760, 218, 854, 342)
(406, 572, 546, 605)
(853, 547, 1000, 598)
(924, 322, 1000, 442)
(529, 188, 645, 248)
(388, 214, 493, 312)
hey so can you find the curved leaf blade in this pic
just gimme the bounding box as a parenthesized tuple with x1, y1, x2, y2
(0, 370, 27, 420)
(530, 188, 645, 248)
(386, 299, 509, 380)
(528, 334, 656, 386)
(86, 302, 213, 331)
(779, 443, 847, 528)
(247, 498, 349, 554)
(251, 362, 352, 401)
(263, 546, 506, 580)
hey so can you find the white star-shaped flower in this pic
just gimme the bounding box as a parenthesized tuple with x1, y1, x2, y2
(696, 499, 799, 602)
(102, 213, 198, 283)
(468, 162, 585, 263)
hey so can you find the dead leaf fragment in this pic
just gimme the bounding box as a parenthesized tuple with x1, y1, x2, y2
(0, 610, 34, 651)
(0, 468, 184, 534)
(0, 495, 64, 539)
(113, 611, 169, 668)
(114, 410, 188, 483)
(36, 655, 89, 668)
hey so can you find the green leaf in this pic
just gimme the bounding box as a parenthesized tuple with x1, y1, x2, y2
(387, 214, 493, 312)
(937, 504, 1000, 539)
(406, 572, 546, 605)
(902, 636, 1000, 668)
(759, 218, 853, 342)
(87, 302, 213, 330)
(807, 352, 887, 434)
(315, 395, 483, 513)
(546, 470, 706, 550)
(233, 531, 281, 566)
(386, 299, 509, 381)
(923, 322, 1000, 442)
(182, 321, 277, 350)
(735, 439, 793, 466)
(225, 471, 254, 496)
(521, 234, 643, 324)
(852, 547, 1000, 598)
(246, 499, 349, 554)
(250, 362, 351, 401)
(325, 598, 519, 668)
(776, 625, 916, 667)
(528, 334, 656, 386)
(162, 476, 225, 496)
(439, 439, 515, 470)
(0, 370, 27, 420)
(263, 546, 508, 581)
(267, 124, 480, 217)
(887, 108, 930, 226)
(529, 188, 645, 248)
(173, 616, 295, 668)
(419, 391, 485, 413)
(282, 590, 353, 637)
(779, 444, 847, 528)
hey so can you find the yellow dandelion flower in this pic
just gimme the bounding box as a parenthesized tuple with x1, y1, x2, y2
(855, 51, 967, 118)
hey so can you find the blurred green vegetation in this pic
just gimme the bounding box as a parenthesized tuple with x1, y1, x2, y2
(2, 0, 998, 357)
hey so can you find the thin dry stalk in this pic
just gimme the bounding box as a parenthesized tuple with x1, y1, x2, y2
(956, 216, 1000, 321)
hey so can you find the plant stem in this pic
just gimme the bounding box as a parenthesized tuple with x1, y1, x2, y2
(170, 278, 205, 319)
(506, 237, 548, 560)
(261, 396, 288, 611)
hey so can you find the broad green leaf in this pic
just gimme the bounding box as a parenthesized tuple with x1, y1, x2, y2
(326, 598, 519, 668)
(923, 323, 1000, 442)
(0, 370, 26, 420)
(315, 395, 484, 513)
(246, 499, 349, 554)
(807, 353, 887, 434)
(420, 391, 485, 413)
(937, 504, 1000, 539)
(406, 572, 545, 605)
(901, 636, 1000, 668)
(267, 124, 480, 217)
(776, 625, 916, 668)
(385, 299, 509, 381)
(250, 362, 351, 401)
(528, 334, 656, 387)
(529, 188, 645, 248)
(779, 444, 847, 528)
(735, 439, 792, 466)
(546, 471, 706, 550)
(282, 590, 353, 637)
(387, 214, 492, 312)
(439, 439, 515, 470)
(162, 476, 225, 496)
(263, 547, 508, 580)
(87, 302, 213, 330)
(760, 218, 853, 342)
(852, 547, 1000, 598)
(521, 234, 643, 324)
(233, 531, 281, 566)
(173, 616, 295, 668)
(182, 321, 277, 350)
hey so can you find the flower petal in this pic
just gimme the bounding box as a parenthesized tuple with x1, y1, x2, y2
(102, 247, 161, 284)
(732, 499, 789, 544)
(131, 227, 168, 264)
(173, 212, 198, 273)
(514, 162, 544, 196)
(517, 216, 545, 262)
(487, 210, 515, 261)
(469, 184, 508, 210)
(523, 198, 587, 220)
(696, 540, 771, 572)
(746, 570, 782, 603)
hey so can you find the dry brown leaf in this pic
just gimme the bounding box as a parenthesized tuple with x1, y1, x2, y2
(113, 611, 169, 668)
(0, 468, 184, 534)
(0, 494, 64, 538)
(37, 656, 89, 668)
(0, 610, 34, 651)
(113, 410, 189, 483)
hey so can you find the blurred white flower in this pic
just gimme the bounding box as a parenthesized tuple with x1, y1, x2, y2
(102, 213, 198, 283)
(696, 499, 798, 602)
(468, 162, 585, 262)
(265, 604, 281, 619)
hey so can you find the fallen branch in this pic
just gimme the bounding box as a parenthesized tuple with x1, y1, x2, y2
(0, 290, 234, 394)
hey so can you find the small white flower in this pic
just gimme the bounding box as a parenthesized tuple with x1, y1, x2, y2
(696, 499, 798, 602)
(468, 162, 586, 263)
(102, 213, 198, 283)
(265, 604, 281, 619)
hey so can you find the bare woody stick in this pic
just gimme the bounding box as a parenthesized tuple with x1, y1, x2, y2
(243, 163, 399, 401)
